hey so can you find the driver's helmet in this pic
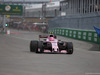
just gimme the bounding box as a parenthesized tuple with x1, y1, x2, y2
(48, 34, 54, 41)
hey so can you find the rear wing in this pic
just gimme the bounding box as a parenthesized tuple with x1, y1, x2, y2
(39, 35, 48, 38)
(39, 35, 57, 41)
(39, 35, 48, 41)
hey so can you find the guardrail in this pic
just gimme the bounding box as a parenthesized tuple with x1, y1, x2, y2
(49, 28, 100, 44)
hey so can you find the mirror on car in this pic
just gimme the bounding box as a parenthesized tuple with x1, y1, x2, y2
(44, 39, 46, 41)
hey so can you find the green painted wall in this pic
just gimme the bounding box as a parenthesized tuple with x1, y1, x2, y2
(49, 28, 100, 44)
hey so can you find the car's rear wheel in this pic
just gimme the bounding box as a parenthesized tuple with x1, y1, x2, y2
(35, 41, 43, 53)
(66, 42, 73, 54)
(30, 40, 38, 52)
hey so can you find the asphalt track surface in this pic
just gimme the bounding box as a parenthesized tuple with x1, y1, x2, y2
(0, 29, 100, 75)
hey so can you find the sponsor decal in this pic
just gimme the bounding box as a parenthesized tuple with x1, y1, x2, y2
(5, 5, 11, 11)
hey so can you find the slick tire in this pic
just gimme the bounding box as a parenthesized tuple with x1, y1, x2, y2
(35, 41, 43, 53)
(66, 42, 73, 54)
(30, 40, 38, 52)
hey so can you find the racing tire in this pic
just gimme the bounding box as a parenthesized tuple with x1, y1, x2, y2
(66, 42, 73, 54)
(30, 40, 38, 52)
(35, 41, 43, 53)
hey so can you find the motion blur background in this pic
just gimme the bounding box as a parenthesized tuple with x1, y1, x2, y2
(0, 0, 100, 31)
(0, 0, 100, 43)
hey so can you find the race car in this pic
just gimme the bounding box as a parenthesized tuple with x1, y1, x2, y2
(30, 34, 73, 54)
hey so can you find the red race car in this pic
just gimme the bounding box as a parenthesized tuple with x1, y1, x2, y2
(30, 34, 73, 54)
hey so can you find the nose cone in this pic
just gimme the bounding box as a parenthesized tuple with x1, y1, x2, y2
(52, 48, 58, 52)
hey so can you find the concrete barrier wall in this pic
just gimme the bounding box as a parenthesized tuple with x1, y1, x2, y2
(48, 11, 100, 30)
(49, 28, 100, 44)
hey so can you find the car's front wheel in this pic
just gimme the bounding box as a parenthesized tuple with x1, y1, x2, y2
(30, 40, 38, 52)
(35, 41, 43, 53)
